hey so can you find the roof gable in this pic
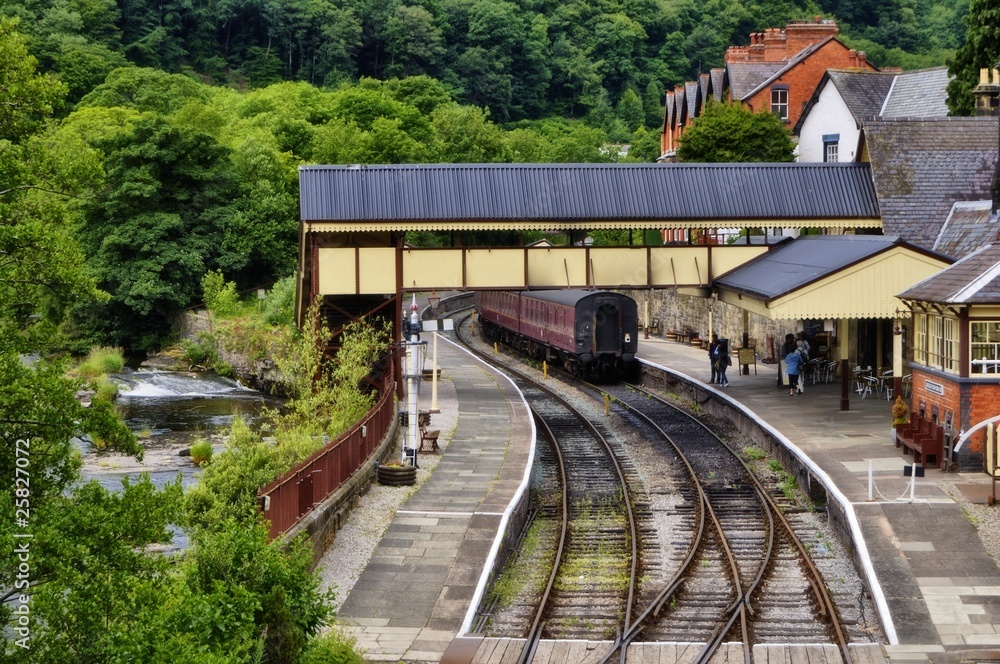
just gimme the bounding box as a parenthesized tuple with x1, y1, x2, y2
(715, 235, 952, 319)
(933, 201, 999, 259)
(900, 243, 1000, 304)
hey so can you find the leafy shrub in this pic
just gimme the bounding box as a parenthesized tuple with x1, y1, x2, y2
(93, 377, 120, 403)
(181, 332, 220, 368)
(202, 270, 241, 317)
(190, 439, 214, 466)
(78, 345, 126, 378)
(262, 275, 296, 326)
(300, 629, 366, 664)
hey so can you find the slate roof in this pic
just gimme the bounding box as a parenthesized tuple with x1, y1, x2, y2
(686, 81, 700, 121)
(899, 243, 1000, 304)
(794, 68, 950, 135)
(828, 70, 894, 122)
(298, 163, 880, 223)
(881, 67, 950, 117)
(862, 117, 998, 250)
(714, 235, 940, 300)
(710, 68, 726, 102)
(739, 36, 842, 101)
(727, 62, 785, 100)
(933, 201, 999, 259)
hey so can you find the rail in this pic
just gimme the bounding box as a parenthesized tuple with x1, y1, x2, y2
(257, 359, 396, 541)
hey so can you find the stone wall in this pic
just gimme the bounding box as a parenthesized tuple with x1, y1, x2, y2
(628, 288, 795, 362)
(173, 310, 287, 394)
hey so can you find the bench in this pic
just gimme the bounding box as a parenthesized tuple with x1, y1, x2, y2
(420, 428, 440, 453)
(895, 413, 943, 468)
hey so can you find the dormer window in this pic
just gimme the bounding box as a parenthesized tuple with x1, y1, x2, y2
(770, 85, 789, 121)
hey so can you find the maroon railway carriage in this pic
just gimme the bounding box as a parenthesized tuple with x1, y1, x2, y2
(474, 289, 638, 380)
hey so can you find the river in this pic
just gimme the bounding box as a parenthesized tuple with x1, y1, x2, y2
(77, 369, 282, 550)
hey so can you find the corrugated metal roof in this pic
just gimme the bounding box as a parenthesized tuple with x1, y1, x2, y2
(900, 243, 1000, 304)
(714, 234, 940, 299)
(299, 163, 880, 224)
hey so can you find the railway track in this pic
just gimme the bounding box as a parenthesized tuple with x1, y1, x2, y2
(453, 311, 875, 662)
(592, 380, 851, 664)
(455, 312, 645, 656)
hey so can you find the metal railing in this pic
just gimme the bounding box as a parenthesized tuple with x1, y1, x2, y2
(257, 360, 396, 541)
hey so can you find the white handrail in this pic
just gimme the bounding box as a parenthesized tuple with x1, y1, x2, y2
(954, 414, 1000, 453)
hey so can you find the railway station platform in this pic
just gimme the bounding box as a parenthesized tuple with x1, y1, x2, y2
(334, 334, 1000, 664)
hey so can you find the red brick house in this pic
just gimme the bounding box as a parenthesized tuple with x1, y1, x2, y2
(660, 18, 878, 158)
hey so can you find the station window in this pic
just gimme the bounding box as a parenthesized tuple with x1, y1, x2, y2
(913, 312, 959, 373)
(971, 321, 1000, 374)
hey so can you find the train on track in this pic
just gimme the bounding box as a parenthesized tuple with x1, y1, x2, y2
(474, 289, 639, 381)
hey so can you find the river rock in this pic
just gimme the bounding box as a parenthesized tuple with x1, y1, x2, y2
(139, 347, 191, 371)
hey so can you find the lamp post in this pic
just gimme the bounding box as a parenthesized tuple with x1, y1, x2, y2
(404, 295, 420, 466)
(427, 292, 441, 414)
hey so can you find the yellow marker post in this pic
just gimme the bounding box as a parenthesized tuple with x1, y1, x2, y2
(494, 342, 498, 355)
(543, 361, 548, 379)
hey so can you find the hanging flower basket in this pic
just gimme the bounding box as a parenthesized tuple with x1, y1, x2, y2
(377, 463, 417, 486)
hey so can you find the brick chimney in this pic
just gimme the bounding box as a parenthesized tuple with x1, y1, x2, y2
(784, 18, 839, 55)
(763, 28, 786, 61)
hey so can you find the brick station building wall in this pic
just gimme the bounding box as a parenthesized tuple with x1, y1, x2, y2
(910, 368, 1000, 468)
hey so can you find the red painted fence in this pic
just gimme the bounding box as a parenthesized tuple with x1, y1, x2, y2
(257, 362, 396, 541)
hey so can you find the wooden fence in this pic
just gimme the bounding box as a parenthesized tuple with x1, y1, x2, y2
(257, 362, 396, 541)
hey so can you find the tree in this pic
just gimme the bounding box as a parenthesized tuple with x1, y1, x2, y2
(76, 113, 233, 349)
(384, 4, 445, 78)
(431, 103, 510, 162)
(617, 88, 645, 131)
(947, 0, 1000, 116)
(676, 99, 795, 163)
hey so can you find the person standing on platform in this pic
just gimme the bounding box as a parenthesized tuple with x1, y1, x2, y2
(716, 338, 731, 387)
(708, 334, 720, 384)
(785, 345, 804, 396)
(795, 340, 808, 393)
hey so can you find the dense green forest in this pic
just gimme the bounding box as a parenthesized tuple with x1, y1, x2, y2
(0, 0, 979, 350)
(1, 0, 967, 122)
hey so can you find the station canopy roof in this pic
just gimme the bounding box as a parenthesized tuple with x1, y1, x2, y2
(299, 163, 881, 232)
(713, 235, 952, 320)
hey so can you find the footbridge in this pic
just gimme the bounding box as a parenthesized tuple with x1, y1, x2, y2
(295, 162, 882, 340)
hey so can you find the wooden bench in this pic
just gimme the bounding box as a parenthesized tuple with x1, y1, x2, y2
(420, 428, 440, 453)
(895, 413, 943, 468)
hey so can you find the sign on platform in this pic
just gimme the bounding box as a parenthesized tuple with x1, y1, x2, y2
(422, 319, 454, 332)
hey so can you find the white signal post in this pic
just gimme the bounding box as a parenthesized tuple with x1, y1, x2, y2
(405, 296, 421, 466)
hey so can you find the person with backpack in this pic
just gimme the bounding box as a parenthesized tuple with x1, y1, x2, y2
(785, 344, 804, 396)
(795, 340, 808, 394)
